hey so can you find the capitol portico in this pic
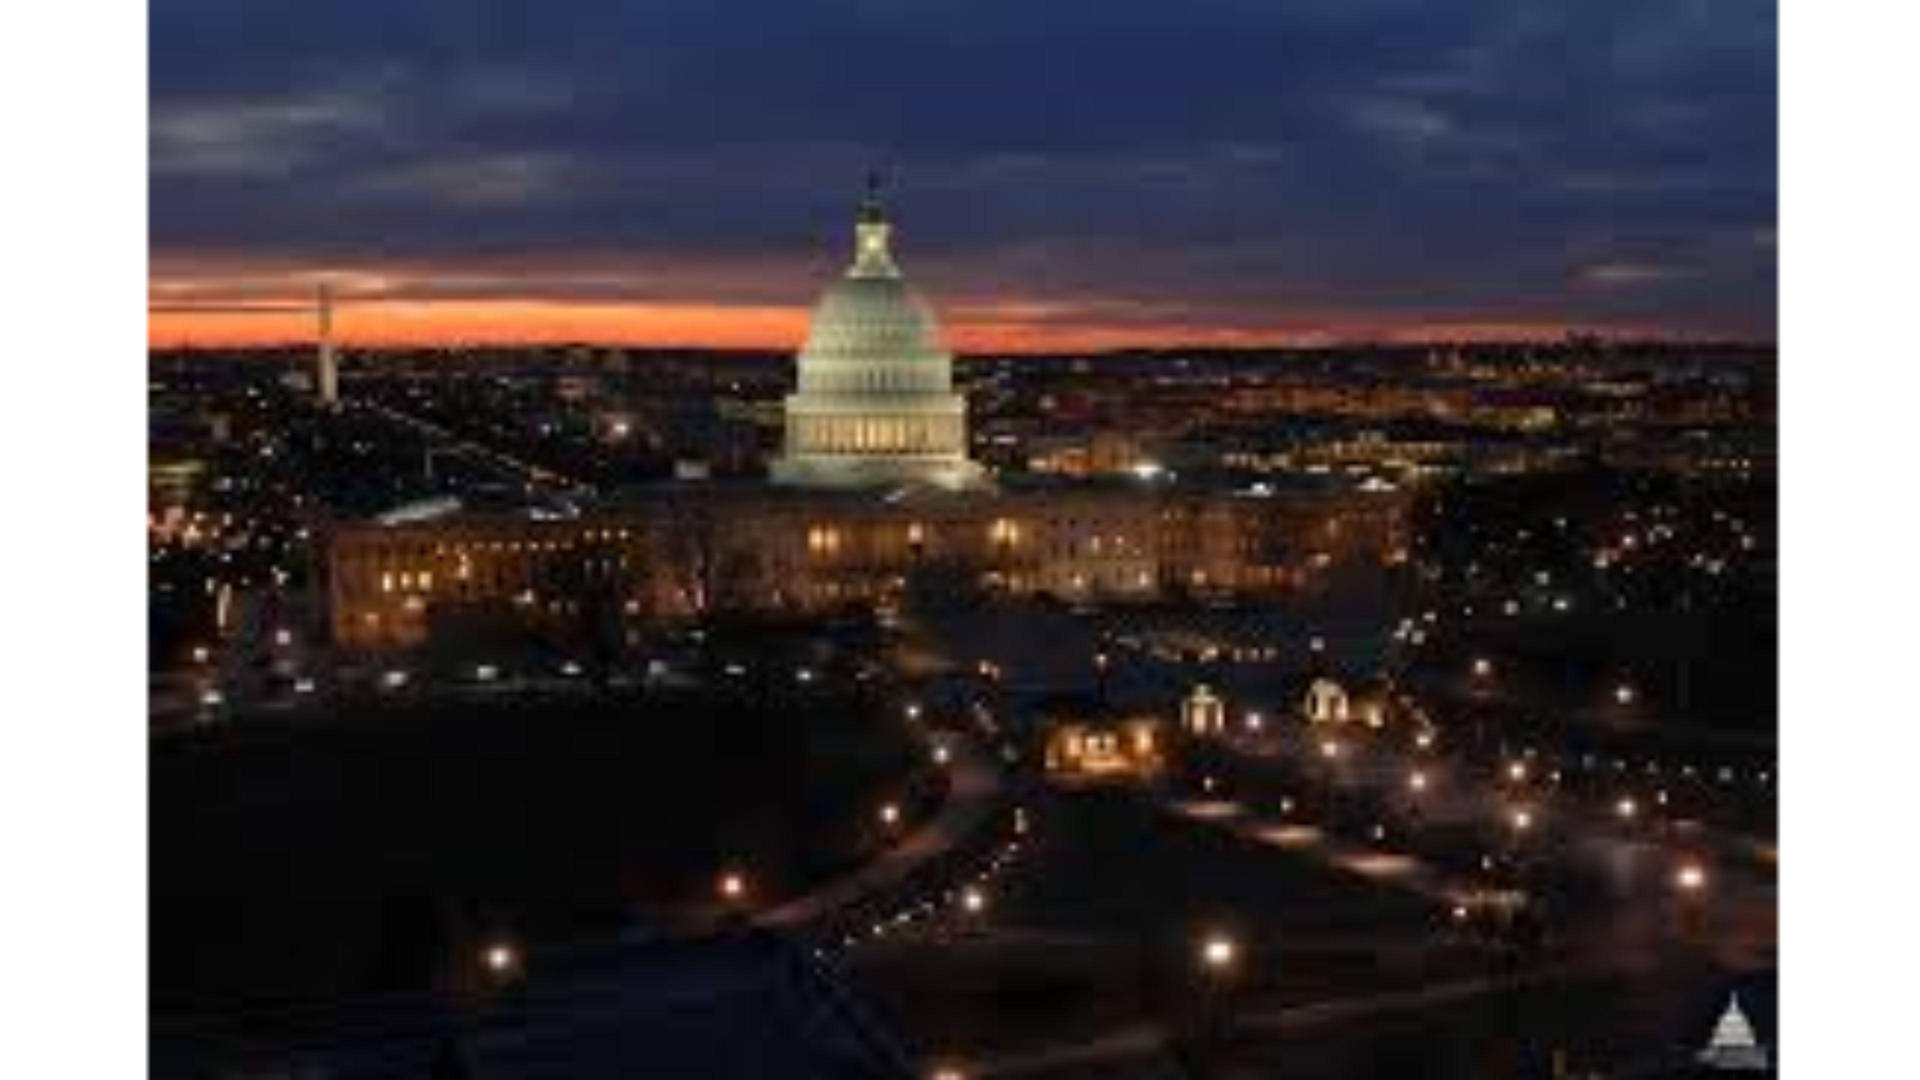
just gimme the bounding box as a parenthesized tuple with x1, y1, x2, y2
(771, 179, 986, 491)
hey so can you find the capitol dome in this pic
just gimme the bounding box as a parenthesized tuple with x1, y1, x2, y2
(771, 181, 987, 491)
(803, 278, 944, 359)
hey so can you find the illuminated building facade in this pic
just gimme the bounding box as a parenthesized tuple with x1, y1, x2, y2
(323, 185, 1408, 649)
(327, 484, 1407, 648)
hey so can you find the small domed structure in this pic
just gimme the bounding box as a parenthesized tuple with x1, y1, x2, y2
(771, 177, 986, 491)
(1183, 683, 1225, 735)
(1304, 678, 1349, 724)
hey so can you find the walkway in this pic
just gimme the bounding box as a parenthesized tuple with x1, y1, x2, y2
(755, 730, 1004, 930)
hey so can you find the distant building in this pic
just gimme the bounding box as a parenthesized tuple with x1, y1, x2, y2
(1182, 684, 1226, 735)
(1037, 695, 1167, 783)
(1304, 678, 1350, 724)
(323, 186, 1409, 650)
(326, 482, 1405, 649)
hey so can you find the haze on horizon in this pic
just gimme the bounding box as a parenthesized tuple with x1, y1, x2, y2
(150, 1, 1777, 350)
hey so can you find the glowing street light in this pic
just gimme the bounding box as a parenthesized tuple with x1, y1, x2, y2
(1320, 740, 1341, 759)
(930, 1067, 968, 1080)
(1473, 658, 1492, 678)
(1408, 770, 1428, 792)
(880, 802, 901, 828)
(961, 886, 986, 915)
(1507, 761, 1528, 782)
(1615, 684, 1636, 705)
(718, 871, 747, 902)
(1675, 863, 1707, 892)
(1200, 934, 1236, 972)
(932, 744, 951, 766)
(483, 942, 518, 976)
(1616, 797, 1638, 820)
(191, 645, 210, 664)
(1415, 730, 1435, 750)
(1245, 712, 1264, 733)
(1510, 808, 1534, 832)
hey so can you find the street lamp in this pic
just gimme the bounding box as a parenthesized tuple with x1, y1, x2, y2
(1201, 934, 1236, 972)
(1616, 797, 1638, 820)
(1408, 770, 1428, 792)
(718, 870, 746, 903)
(961, 886, 986, 915)
(1507, 761, 1527, 783)
(932, 744, 951, 766)
(1320, 739, 1341, 759)
(1675, 863, 1707, 892)
(1473, 658, 1492, 678)
(1615, 684, 1636, 705)
(483, 942, 518, 977)
(880, 802, 901, 828)
(1510, 808, 1533, 833)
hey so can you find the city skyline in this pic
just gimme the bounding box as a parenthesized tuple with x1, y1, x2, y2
(150, 1, 1776, 349)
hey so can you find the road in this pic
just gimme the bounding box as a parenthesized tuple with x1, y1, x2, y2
(834, 710, 1773, 1078)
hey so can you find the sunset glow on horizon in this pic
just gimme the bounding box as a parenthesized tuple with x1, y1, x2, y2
(148, 293, 1687, 353)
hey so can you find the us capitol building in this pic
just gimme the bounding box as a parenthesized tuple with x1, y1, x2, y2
(328, 188, 1408, 649)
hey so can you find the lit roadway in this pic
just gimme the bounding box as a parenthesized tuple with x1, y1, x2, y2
(830, 700, 1773, 1078)
(349, 396, 593, 497)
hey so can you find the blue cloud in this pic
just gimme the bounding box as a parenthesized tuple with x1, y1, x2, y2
(150, 0, 1777, 338)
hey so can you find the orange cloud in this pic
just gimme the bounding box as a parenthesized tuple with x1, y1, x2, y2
(146, 297, 1324, 353)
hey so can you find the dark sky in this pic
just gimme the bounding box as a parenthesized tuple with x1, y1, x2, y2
(150, 0, 1776, 348)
